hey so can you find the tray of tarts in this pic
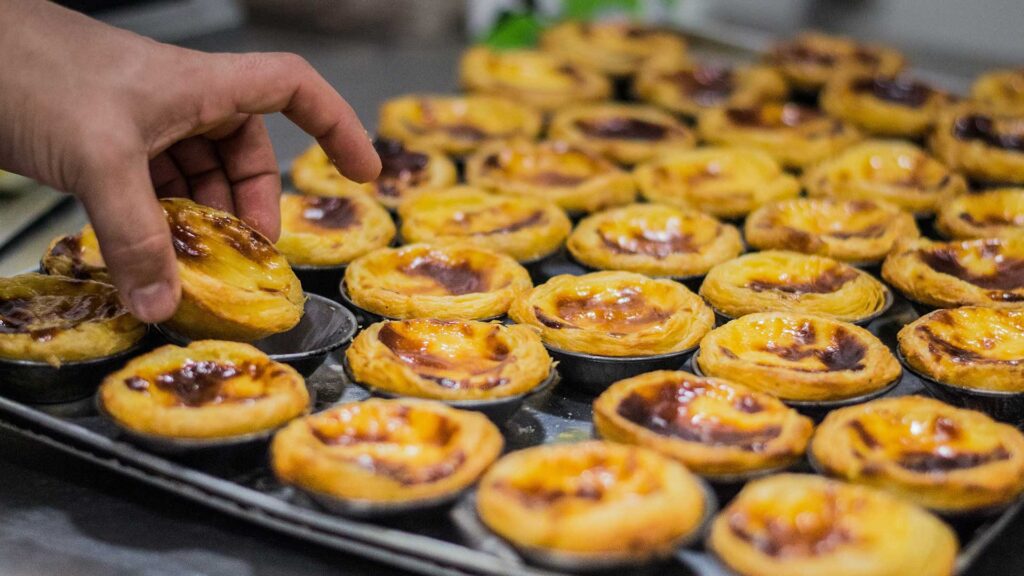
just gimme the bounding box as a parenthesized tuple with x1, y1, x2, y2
(2, 22, 1024, 576)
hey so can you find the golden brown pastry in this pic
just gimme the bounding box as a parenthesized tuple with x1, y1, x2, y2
(0, 273, 144, 365)
(291, 139, 457, 210)
(378, 94, 543, 157)
(160, 198, 304, 341)
(804, 140, 966, 215)
(397, 186, 570, 263)
(465, 139, 635, 214)
(547, 103, 695, 165)
(697, 312, 901, 402)
(272, 399, 502, 506)
(936, 188, 1024, 239)
(707, 474, 957, 576)
(821, 72, 951, 138)
(567, 203, 743, 278)
(509, 270, 714, 357)
(99, 340, 308, 439)
(344, 243, 532, 320)
(698, 102, 862, 170)
(745, 198, 919, 264)
(40, 225, 107, 281)
(701, 251, 890, 323)
(633, 148, 800, 219)
(459, 46, 611, 111)
(539, 21, 688, 77)
(882, 237, 1024, 308)
(971, 68, 1024, 116)
(594, 370, 812, 477)
(476, 441, 707, 562)
(930, 102, 1024, 185)
(767, 32, 906, 92)
(346, 319, 552, 401)
(275, 191, 395, 267)
(634, 61, 788, 118)
(812, 395, 1024, 513)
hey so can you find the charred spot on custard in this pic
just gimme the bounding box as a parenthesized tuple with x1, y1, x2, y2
(552, 287, 671, 332)
(574, 117, 670, 141)
(597, 227, 700, 259)
(726, 104, 825, 129)
(299, 196, 361, 229)
(373, 138, 430, 197)
(376, 322, 512, 390)
(0, 293, 124, 340)
(850, 76, 934, 108)
(124, 360, 269, 407)
(747, 266, 859, 295)
(952, 114, 1024, 152)
(918, 243, 1024, 291)
(399, 256, 490, 295)
(666, 67, 735, 106)
(761, 324, 868, 372)
(727, 492, 855, 558)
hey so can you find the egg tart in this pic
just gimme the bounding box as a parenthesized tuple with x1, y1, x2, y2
(98, 340, 308, 439)
(804, 140, 966, 215)
(707, 474, 957, 576)
(745, 198, 919, 265)
(936, 188, 1024, 239)
(291, 139, 457, 210)
(476, 441, 708, 565)
(930, 102, 1024, 185)
(344, 243, 531, 321)
(378, 94, 542, 157)
(538, 21, 688, 77)
(634, 61, 788, 118)
(821, 73, 951, 138)
(346, 319, 552, 401)
(272, 399, 502, 509)
(698, 103, 862, 170)
(160, 198, 304, 341)
(701, 252, 891, 323)
(633, 148, 800, 219)
(40, 225, 107, 281)
(812, 396, 1024, 514)
(466, 139, 635, 214)
(0, 273, 144, 365)
(567, 203, 743, 278)
(547, 103, 695, 166)
(594, 371, 812, 478)
(971, 68, 1024, 116)
(767, 32, 906, 93)
(275, 191, 395, 267)
(882, 237, 1024, 308)
(509, 271, 713, 357)
(397, 186, 570, 263)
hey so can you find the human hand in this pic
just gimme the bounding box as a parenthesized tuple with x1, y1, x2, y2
(0, 0, 381, 322)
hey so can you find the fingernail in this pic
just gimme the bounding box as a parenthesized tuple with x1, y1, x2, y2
(129, 281, 175, 323)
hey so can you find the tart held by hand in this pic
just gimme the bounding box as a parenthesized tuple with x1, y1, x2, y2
(812, 395, 1024, 513)
(745, 198, 919, 265)
(0, 273, 144, 365)
(700, 251, 890, 323)
(271, 398, 502, 506)
(547, 103, 695, 166)
(346, 319, 552, 401)
(930, 102, 1024, 185)
(397, 186, 570, 263)
(821, 72, 951, 138)
(633, 148, 800, 219)
(98, 340, 309, 439)
(594, 370, 812, 478)
(276, 190, 395, 267)
(344, 243, 532, 320)
(634, 61, 788, 118)
(936, 188, 1024, 240)
(707, 474, 956, 576)
(539, 20, 688, 77)
(697, 312, 901, 403)
(971, 68, 1024, 116)
(41, 224, 107, 281)
(160, 198, 304, 341)
(567, 203, 743, 278)
(767, 31, 906, 93)
(509, 270, 714, 357)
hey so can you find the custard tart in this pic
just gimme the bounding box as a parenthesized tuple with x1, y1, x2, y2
(633, 148, 800, 219)
(882, 237, 1024, 308)
(707, 474, 956, 576)
(465, 139, 635, 214)
(594, 371, 812, 478)
(160, 198, 304, 341)
(634, 61, 788, 118)
(272, 399, 502, 509)
(697, 312, 901, 403)
(821, 73, 951, 138)
(745, 198, 919, 265)
(378, 94, 543, 157)
(812, 395, 1024, 514)
(547, 103, 695, 166)
(936, 188, 1024, 239)
(539, 21, 688, 77)
(971, 68, 1024, 116)
(346, 319, 552, 401)
(99, 340, 308, 439)
(276, 191, 395, 267)
(459, 46, 611, 111)
(509, 271, 714, 357)
(804, 140, 966, 215)
(41, 225, 107, 281)
(476, 441, 707, 564)
(291, 139, 457, 210)
(567, 203, 743, 278)
(0, 273, 144, 365)
(930, 102, 1024, 185)
(344, 243, 531, 320)
(397, 186, 570, 263)
(697, 103, 862, 170)
(701, 252, 891, 323)
(767, 32, 906, 93)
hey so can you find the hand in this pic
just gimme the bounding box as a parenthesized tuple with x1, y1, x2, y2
(0, 0, 381, 322)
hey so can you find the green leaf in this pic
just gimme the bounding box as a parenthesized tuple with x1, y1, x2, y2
(482, 12, 543, 51)
(562, 0, 642, 21)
